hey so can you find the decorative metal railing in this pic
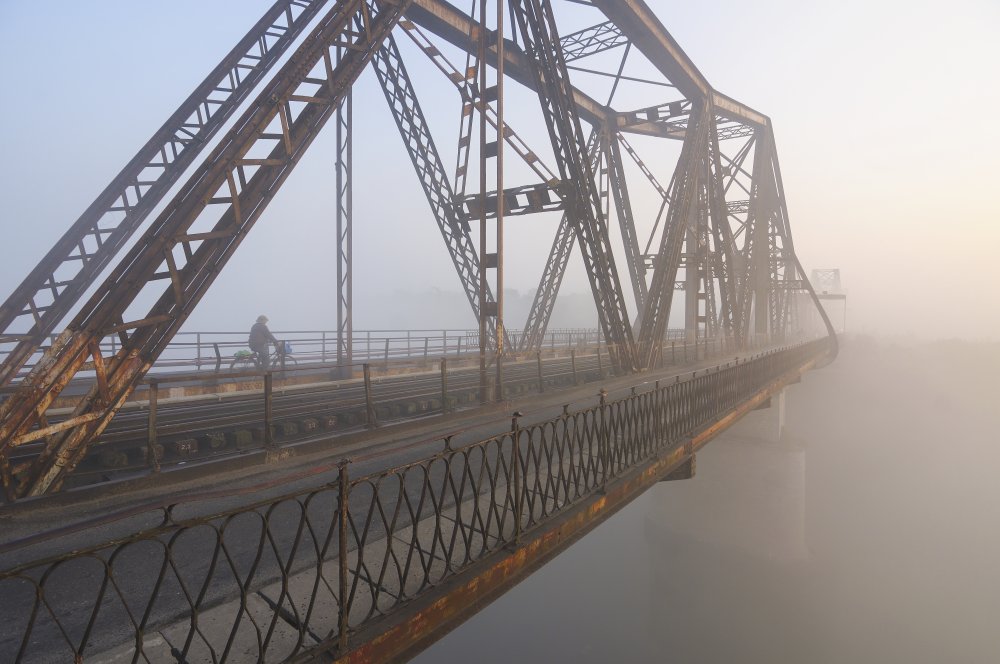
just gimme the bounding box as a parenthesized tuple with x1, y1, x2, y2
(0, 338, 831, 663)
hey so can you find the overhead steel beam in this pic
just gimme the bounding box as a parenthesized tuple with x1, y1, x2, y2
(560, 20, 628, 62)
(406, 0, 680, 140)
(591, 0, 770, 128)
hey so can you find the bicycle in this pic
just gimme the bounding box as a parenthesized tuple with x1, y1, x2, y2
(229, 341, 297, 370)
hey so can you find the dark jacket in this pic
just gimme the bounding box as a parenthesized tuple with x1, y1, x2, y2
(249, 322, 276, 349)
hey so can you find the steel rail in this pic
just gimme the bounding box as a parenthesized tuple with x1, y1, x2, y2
(6, 334, 729, 494)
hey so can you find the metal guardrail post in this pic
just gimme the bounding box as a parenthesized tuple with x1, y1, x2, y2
(654, 380, 663, 443)
(337, 458, 350, 653)
(536, 352, 544, 393)
(383, 339, 390, 367)
(147, 379, 160, 473)
(571, 349, 578, 385)
(264, 371, 274, 450)
(597, 344, 604, 379)
(511, 411, 523, 544)
(196, 333, 202, 370)
(457, 336, 462, 357)
(322, 331, 327, 363)
(440, 358, 448, 414)
(213, 343, 221, 372)
(599, 388, 609, 490)
(423, 337, 429, 362)
(363, 363, 377, 428)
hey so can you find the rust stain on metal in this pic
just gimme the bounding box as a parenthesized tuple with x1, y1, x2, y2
(332, 360, 816, 664)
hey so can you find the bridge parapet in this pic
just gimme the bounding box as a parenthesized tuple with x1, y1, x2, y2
(0, 338, 832, 664)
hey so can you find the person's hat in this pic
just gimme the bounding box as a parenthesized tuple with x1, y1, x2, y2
(257, 315, 269, 323)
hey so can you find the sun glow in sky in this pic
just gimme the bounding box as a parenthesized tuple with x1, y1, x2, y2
(0, 0, 996, 339)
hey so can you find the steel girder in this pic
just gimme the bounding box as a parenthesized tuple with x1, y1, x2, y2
(369, 31, 509, 350)
(0, 0, 839, 497)
(0, 0, 331, 388)
(335, 52, 353, 368)
(604, 129, 648, 310)
(560, 21, 628, 62)
(590, 0, 768, 128)
(519, 130, 602, 353)
(0, 0, 411, 498)
(404, 0, 682, 141)
(509, 0, 637, 373)
(706, 115, 742, 344)
(636, 101, 711, 367)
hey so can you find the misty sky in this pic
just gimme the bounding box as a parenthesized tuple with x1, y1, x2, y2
(0, 0, 997, 339)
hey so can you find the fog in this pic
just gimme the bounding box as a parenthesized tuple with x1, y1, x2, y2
(415, 335, 1000, 662)
(1, 2, 998, 660)
(1, 1, 997, 339)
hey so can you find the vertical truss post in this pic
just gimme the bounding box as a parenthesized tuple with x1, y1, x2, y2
(764, 129, 792, 341)
(749, 130, 775, 339)
(519, 130, 601, 353)
(476, 0, 507, 402)
(684, 193, 702, 343)
(706, 113, 741, 348)
(335, 49, 353, 375)
(636, 101, 710, 368)
(368, 31, 508, 356)
(604, 127, 648, 311)
(510, 0, 636, 372)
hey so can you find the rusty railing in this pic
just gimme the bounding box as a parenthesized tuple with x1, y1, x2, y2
(0, 338, 831, 663)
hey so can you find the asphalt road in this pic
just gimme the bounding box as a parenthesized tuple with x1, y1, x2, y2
(0, 347, 756, 663)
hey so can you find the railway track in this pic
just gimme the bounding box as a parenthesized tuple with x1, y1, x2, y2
(8, 352, 617, 490)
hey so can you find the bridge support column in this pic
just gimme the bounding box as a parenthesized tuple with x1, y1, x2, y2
(661, 455, 695, 482)
(748, 387, 786, 442)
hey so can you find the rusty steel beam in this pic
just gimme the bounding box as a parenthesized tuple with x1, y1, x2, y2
(636, 102, 711, 367)
(560, 20, 628, 62)
(334, 49, 353, 371)
(510, 0, 636, 373)
(591, 0, 769, 128)
(0, 0, 331, 388)
(0, 0, 411, 498)
(406, 0, 681, 141)
(605, 129, 648, 309)
(369, 32, 507, 349)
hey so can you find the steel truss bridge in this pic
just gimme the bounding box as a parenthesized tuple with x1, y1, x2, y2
(0, 0, 837, 660)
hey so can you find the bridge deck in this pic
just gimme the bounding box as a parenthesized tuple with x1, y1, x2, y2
(0, 339, 832, 664)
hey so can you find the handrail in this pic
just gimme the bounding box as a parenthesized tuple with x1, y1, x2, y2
(0, 338, 831, 663)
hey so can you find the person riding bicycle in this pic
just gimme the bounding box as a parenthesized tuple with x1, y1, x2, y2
(248, 315, 278, 369)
